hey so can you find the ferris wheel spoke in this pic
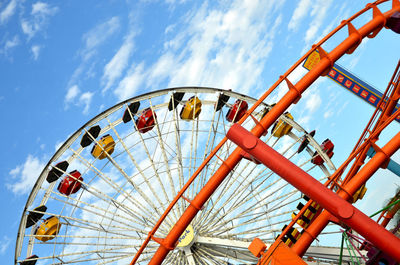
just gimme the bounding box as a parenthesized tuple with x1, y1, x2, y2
(25, 209, 140, 238)
(47, 192, 143, 231)
(67, 147, 158, 221)
(124, 110, 179, 227)
(50, 245, 135, 264)
(148, 100, 180, 216)
(44, 193, 146, 233)
(198, 108, 224, 192)
(192, 247, 219, 265)
(90, 135, 168, 222)
(198, 153, 272, 231)
(43, 165, 155, 229)
(171, 105, 187, 215)
(104, 116, 178, 227)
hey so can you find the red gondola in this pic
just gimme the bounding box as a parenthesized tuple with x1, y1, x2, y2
(387, 11, 400, 34)
(226, 99, 248, 123)
(311, 139, 334, 165)
(136, 108, 156, 133)
(57, 170, 83, 196)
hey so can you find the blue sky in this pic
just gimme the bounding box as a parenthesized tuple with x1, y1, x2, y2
(1, 0, 400, 263)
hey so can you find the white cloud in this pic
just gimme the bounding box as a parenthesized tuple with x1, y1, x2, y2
(81, 16, 120, 61)
(305, 92, 321, 113)
(63, 17, 120, 114)
(65, 85, 80, 102)
(0, 0, 17, 24)
(324, 110, 334, 119)
(21, 1, 58, 39)
(54, 140, 63, 151)
(79, 91, 94, 114)
(31, 1, 57, 16)
(288, 0, 311, 32)
(64, 85, 93, 114)
(2, 35, 19, 53)
(304, 0, 333, 44)
(101, 32, 135, 93)
(114, 0, 285, 100)
(31, 44, 40, 60)
(0, 236, 10, 255)
(115, 63, 145, 100)
(7, 155, 46, 195)
(66, 17, 121, 102)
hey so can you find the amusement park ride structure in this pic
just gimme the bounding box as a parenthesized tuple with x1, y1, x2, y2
(15, 0, 400, 264)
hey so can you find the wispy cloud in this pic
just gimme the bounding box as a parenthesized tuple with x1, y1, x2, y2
(80, 16, 120, 62)
(304, 0, 333, 44)
(114, 63, 145, 100)
(7, 155, 46, 195)
(0, 0, 17, 24)
(31, 44, 40, 60)
(288, 0, 312, 32)
(304, 91, 321, 113)
(1, 35, 19, 55)
(65, 17, 120, 114)
(64, 85, 93, 114)
(101, 32, 136, 93)
(65, 85, 80, 103)
(113, 0, 285, 100)
(79, 91, 94, 115)
(0, 236, 10, 255)
(21, 1, 58, 40)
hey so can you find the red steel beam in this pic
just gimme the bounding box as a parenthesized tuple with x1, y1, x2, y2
(226, 123, 400, 262)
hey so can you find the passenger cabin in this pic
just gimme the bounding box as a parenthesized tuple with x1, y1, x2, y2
(46, 161, 69, 183)
(352, 184, 367, 203)
(226, 99, 248, 123)
(297, 130, 316, 153)
(387, 11, 400, 34)
(91, 134, 116, 160)
(57, 170, 83, 196)
(80, 125, 101, 148)
(180, 96, 202, 120)
(292, 201, 321, 229)
(311, 139, 334, 165)
(281, 225, 302, 247)
(272, 112, 294, 138)
(122, 102, 141, 123)
(20, 255, 38, 265)
(136, 108, 156, 133)
(26, 205, 47, 228)
(35, 216, 61, 242)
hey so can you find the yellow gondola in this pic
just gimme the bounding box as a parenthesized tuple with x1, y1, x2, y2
(180, 96, 202, 120)
(35, 216, 61, 242)
(272, 112, 294, 138)
(292, 202, 321, 229)
(283, 227, 301, 247)
(353, 184, 367, 203)
(91, 134, 116, 160)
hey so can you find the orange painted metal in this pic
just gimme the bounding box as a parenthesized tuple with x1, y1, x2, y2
(292, 60, 400, 257)
(378, 190, 400, 228)
(227, 123, 400, 262)
(131, 1, 400, 264)
(258, 239, 307, 265)
(248, 238, 267, 258)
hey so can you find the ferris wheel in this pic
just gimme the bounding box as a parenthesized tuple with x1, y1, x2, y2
(15, 0, 400, 264)
(15, 87, 337, 265)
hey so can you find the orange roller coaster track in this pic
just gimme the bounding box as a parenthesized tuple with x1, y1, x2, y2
(130, 1, 400, 264)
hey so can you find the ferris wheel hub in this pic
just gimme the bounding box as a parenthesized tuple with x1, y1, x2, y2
(177, 224, 195, 248)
